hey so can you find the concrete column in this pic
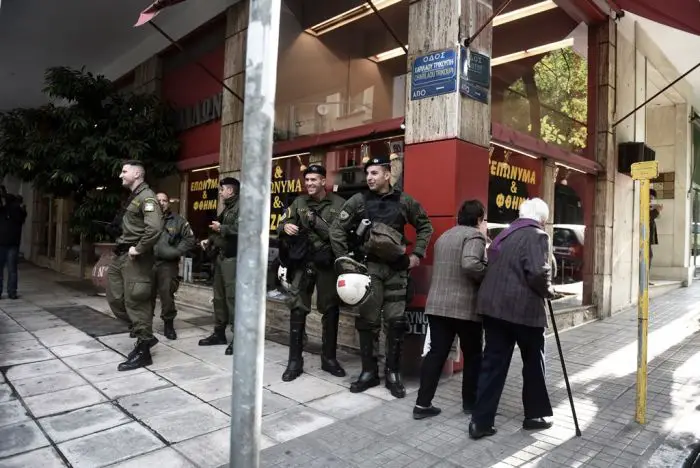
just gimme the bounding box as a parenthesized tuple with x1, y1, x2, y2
(219, 0, 248, 179)
(404, 0, 492, 375)
(591, 18, 616, 318)
(611, 23, 645, 311)
(133, 56, 162, 95)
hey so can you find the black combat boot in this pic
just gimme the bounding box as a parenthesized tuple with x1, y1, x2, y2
(225, 338, 234, 355)
(350, 331, 380, 393)
(199, 327, 227, 346)
(320, 309, 346, 377)
(125, 336, 159, 360)
(118, 339, 153, 371)
(163, 319, 177, 340)
(282, 309, 306, 382)
(385, 320, 407, 398)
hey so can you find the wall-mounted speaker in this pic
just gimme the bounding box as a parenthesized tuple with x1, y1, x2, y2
(618, 142, 655, 174)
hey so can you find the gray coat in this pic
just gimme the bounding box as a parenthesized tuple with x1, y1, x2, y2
(424, 226, 487, 322)
(476, 226, 552, 328)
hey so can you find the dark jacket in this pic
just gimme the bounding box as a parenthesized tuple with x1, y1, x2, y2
(154, 211, 196, 262)
(476, 225, 553, 328)
(425, 225, 487, 322)
(0, 196, 27, 247)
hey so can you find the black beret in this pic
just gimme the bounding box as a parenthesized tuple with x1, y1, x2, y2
(303, 164, 326, 177)
(220, 177, 240, 188)
(364, 156, 391, 173)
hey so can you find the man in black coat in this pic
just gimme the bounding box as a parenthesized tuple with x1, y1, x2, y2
(0, 188, 27, 299)
(469, 197, 554, 439)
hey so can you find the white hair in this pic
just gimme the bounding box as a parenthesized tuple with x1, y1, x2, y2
(519, 198, 549, 224)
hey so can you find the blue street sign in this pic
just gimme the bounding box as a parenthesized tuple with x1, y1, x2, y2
(410, 49, 458, 101)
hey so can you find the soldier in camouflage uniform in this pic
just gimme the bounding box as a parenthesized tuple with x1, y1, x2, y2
(107, 160, 163, 371)
(152, 192, 196, 340)
(277, 164, 346, 382)
(199, 177, 239, 355)
(330, 156, 433, 398)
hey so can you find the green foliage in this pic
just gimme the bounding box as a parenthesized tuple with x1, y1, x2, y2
(0, 66, 180, 241)
(502, 48, 588, 152)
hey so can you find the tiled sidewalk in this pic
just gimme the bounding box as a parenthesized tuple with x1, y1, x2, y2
(1, 264, 700, 467)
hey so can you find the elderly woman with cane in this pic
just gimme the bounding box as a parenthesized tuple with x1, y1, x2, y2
(413, 200, 488, 420)
(469, 197, 555, 440)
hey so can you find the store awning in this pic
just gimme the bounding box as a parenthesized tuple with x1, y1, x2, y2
(613, 0, 700, 36)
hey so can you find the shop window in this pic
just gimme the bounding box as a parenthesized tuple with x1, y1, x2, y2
(492, 3, 588, 155)
(275, 1, 407, 142)
(184, 166, 220, 286)
(486, 146, 543, 237)
(552, 167, 594, 307)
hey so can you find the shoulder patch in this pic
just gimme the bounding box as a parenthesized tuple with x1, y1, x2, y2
(144, 201, 156, 212)
(339, 210, 350, 220)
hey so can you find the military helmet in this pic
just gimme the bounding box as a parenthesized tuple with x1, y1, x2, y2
(334, 256, 372, 306)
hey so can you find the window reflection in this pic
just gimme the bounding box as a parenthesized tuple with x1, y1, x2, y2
(553, 168, 593, 307)
(492, 3, 588, 154)
(276, 0, 408, 141)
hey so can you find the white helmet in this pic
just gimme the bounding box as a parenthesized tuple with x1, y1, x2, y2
(335, 257, 372, 306)
(277, 265, 291, 291)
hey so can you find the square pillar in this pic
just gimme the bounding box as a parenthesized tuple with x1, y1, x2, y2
(403, 0, 493, 376)
(219, 0, 248, 179)
(590, 18, 616, 318)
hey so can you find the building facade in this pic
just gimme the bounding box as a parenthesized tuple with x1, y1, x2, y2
(10, 0, 700, 349)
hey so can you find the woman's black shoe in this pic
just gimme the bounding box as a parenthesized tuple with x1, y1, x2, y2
(412, 406, 441, 420)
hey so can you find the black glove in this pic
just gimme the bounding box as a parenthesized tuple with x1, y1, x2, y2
(388, 254, 410, 271)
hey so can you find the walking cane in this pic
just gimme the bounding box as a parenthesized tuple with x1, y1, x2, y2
(547, 299, 582, 437)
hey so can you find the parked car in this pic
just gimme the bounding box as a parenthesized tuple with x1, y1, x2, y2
(552, 224, 585, 282)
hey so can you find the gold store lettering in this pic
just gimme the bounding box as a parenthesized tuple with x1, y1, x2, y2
(489, 161, 536, 185)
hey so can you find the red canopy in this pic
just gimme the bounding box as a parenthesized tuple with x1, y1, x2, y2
(613, 0, 700, 36)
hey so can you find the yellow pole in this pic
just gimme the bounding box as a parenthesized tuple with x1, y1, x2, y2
(636, 178, 650, 424)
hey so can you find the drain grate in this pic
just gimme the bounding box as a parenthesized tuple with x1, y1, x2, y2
(45, 305, 130, 337)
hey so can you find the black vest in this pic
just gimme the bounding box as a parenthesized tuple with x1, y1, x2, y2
(363, 190, 406, 235)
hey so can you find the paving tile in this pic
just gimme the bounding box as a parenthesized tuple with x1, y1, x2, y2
(62, 350, 125, 369)
(108, 447, 196, 467)
(0, 399, 30, 428)
(12, 371, 87, 398)
(147, 347, 203, 371)
(154, 361, 227, 385)
(49, 340, 107, 357)
(265, 374, 345, 404)
(119, 387, 204, 420)
(0, 420, 50, 458)
(6, 358, 71, 381)
(179, 374, 232, 401)
(0, 348, 55, 367)
(75, 361, 148, 383)
(39, 402, 132, 443)
(58, 422, 164, 468)
(34, 328, 92, 347)
(0, 331, 35, 343)
(24, 385, 107, 418)
(0, 447, 67, 468)
(143, 403, 230, 443)
(0, 339, 46, 354)
(173, 427, 232, 468)
(0, 383, 14, 402)
(262, 406, 336, 443)
(307, 391, 384, 419)
(95, 372, 172, 399)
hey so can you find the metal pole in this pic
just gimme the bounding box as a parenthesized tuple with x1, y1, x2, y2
(636, 178, 650, 424)
(230, 0, 281, 466)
